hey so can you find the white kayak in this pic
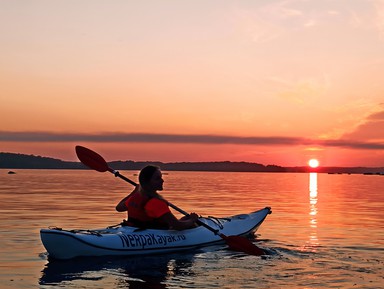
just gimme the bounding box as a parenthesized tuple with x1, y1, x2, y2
(40, 207, 272, 260)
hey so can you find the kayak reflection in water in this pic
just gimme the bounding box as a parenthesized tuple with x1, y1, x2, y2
(40, 253, 196, 289)
(116, 165, 198, 230)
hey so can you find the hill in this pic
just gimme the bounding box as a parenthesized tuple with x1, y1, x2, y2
(0, 152, 283, 172)
(0, 152, 83, 169)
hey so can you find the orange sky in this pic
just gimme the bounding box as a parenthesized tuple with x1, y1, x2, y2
(1, 1, 384, 167)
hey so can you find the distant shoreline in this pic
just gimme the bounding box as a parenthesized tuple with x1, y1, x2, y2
(1, 152, 383, 174)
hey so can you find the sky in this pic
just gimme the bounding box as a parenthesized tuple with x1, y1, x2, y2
(1, 0, 384, 167)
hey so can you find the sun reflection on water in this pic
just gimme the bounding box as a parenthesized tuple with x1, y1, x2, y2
(308, 172, 319, 250)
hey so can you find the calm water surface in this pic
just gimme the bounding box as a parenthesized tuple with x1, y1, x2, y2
(0, 170, 383, 288)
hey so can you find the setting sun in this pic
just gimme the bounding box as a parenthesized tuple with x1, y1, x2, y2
(308, 159, 320, 168)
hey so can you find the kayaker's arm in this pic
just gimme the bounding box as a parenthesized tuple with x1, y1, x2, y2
(115, 186, 139, 212)
(158, 212, 199, 230)
(115, 196, 128, 212)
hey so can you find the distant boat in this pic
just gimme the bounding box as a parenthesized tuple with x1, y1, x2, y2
(7, 171, 16, 174)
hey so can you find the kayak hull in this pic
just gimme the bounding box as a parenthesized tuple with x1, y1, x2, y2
(40, 207, 271, 260)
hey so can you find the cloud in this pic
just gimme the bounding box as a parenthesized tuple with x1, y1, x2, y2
(268, 75, 330, 104)
(368, 110, 384, 120)
(0, 130, 383, 150)
(328, 10, 339, 16)
(373, 0, 384, 37)
(279, 7, 303, 18)
(341, 109, 384, 142)
(303, 19, 316, 27)
(231, 8, 282, 43)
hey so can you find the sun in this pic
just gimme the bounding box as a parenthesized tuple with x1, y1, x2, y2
(308, 159, 320, 168)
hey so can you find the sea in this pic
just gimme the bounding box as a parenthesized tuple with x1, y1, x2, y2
(0, 169, 383, 289)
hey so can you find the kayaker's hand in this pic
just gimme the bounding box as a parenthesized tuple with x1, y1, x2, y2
(189, 212, 199, 222)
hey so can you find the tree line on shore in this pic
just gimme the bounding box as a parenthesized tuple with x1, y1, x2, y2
(1, 152, 383, 174)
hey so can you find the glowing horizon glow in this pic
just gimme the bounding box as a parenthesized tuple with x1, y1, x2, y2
(308, 159, 320, 168)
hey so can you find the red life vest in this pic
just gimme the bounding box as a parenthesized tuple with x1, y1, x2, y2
(124, 190, 169, 229)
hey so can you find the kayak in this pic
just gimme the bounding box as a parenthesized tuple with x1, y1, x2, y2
(40, 207, 271, 260)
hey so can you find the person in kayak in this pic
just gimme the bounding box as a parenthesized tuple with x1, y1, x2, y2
(116, 165, 198, 230)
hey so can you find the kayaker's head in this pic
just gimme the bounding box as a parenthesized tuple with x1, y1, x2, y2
(139, 165, 164, 193)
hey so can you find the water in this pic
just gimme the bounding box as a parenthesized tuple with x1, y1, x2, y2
(0, 169, 383, 288)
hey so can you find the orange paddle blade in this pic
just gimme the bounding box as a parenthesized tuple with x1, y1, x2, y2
(221, 235, 265, 256)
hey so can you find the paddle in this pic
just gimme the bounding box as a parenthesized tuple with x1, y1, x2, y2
(75, 145, 265, 256)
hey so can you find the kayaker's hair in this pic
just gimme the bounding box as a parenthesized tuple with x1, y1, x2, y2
(139, 165, 160, 186)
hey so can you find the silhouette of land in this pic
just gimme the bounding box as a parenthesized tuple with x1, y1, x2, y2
(1, 152, 383, 174)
